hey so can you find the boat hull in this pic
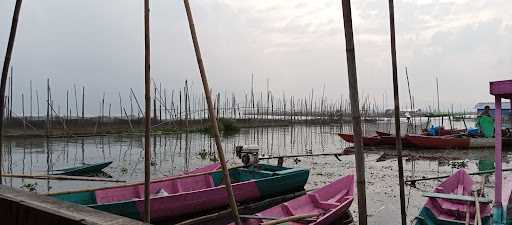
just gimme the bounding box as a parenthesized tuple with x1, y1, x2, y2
(337, 133, 381, 146)
(52, 161, 113, 176)
(232, 175, 354, 225)
(52, 164, 309, 222)
(415, 207, 491, 225)
(405, 134, 496, 149)
(414, 170, 492, 225)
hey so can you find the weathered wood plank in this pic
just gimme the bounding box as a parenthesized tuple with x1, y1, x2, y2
(0, 185, 148, 225)
(422, 192, 492, 203)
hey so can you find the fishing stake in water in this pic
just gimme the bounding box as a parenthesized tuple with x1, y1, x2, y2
(340, 1, 368, 224)
(0, 0, 24, 185)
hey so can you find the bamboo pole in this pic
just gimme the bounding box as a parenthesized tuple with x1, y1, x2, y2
(9, 66, 13, 119)
(30, 80, 32, 120)
(340, 1, 367, 224)
(388, 0, 407, 223)
(0, 0, 23, 184)
(182, 0, 241, 224)
(74, 84, 78, 118)
(143, 0, 151, 222)
(81, 86, 85, 119)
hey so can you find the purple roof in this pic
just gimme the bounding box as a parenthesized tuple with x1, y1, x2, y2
(490, 80, 512, 97)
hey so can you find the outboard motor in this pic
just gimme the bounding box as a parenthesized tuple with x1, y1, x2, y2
(235, 145, 260, 166)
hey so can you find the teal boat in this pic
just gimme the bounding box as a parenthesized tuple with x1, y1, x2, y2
(51, 161, 113, 176)
(50, 164, 309, 222)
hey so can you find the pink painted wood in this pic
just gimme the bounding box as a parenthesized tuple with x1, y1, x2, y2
(496, 97, 503, 207)
(94, 162, 221, 204)
(490, 80, 512, 96)
(232, 175, 354, 225)
(92, 162, 263, 221)
(135, 181, 259, 220)
(424, 169, 492, 223)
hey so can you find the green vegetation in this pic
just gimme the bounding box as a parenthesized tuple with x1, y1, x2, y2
(200, 118, 240, 136)
(20, 182, 38, 192)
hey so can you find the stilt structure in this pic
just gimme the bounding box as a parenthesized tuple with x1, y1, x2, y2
(387, 0, 407, 224)
(340, 0, 368, 224)
(490, 80, 512, 225)
(0, 0, 24, 185)
(182, 0, 241, 224)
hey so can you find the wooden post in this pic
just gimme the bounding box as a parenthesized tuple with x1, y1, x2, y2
(182, 0, 241, 224)
(143, 0, 152, 222)
(153, 87, 157, 123)
(436, 77, 440, 113)
(495, 96, 503, 218)
(74, 84, 79, 118)
(36, 89, 40, 119)
(388, 0, 407, 224)
(30, 80, 32, 120)
(0, 0, 23, 184)
(119, 92, 122, 118)
(81, 86, 85, 119)
(9, 66, 13, 119)
(340, 1, 367, 224)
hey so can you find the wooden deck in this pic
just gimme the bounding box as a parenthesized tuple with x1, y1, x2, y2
(0, 185, 148, 225)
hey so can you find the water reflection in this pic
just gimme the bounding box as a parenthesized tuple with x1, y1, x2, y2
(1, 120, 508, 196)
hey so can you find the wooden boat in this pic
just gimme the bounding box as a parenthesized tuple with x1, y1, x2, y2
(337, 133, 381, 146)
(339, 132, 414, 147)
(51, 161, 113, 176)
(375, 131, 392, 137)
(414, 169, 492, 225)
(405, 134, 495, 149)
(232, 174, 354, 225)
(51, 164, 309, 222)
(421, 127, 466, 136)
(375, 131, 416, 147)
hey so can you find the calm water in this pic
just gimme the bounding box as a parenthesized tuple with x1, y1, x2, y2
(1, 119, 509, 224)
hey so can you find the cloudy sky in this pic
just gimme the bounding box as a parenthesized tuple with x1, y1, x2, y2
(0, 0, 511, 116)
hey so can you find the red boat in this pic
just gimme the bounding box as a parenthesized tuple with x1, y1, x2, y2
(375, 131, 392, 137)
(375, 131, 414, 147)
(337, 133, 381, 146)
(404, 134, 495, 149)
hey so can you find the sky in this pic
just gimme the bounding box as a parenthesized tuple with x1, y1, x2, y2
(0, 0, 511, 116)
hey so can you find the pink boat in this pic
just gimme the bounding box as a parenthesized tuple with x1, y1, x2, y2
(233, 175, 354, 225)
(415, 169, 492, 224)
(52, 163, 309, 222)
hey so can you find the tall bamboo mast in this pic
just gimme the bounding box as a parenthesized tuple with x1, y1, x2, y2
(0, 0, 23, 184)
(143, 0, 152, 222)
(182, 0, 241, 224)
(388, 0, 407, 224)
(340, 1, 367, 224)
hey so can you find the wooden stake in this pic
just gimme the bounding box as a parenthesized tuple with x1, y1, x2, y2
(143, 0, 152, 222)
(340, 1, 367, 224)
(30, 80, 32, 120)
(182, 1, 241, 224)
(0, 0, 23, 184)
(388, 0, 407, 224)
(81, 86, 85, 119)
(9, 66, 13, 119)
(74, 84, 78, 118)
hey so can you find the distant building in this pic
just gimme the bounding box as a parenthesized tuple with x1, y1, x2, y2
(475, 102, 511, 118)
